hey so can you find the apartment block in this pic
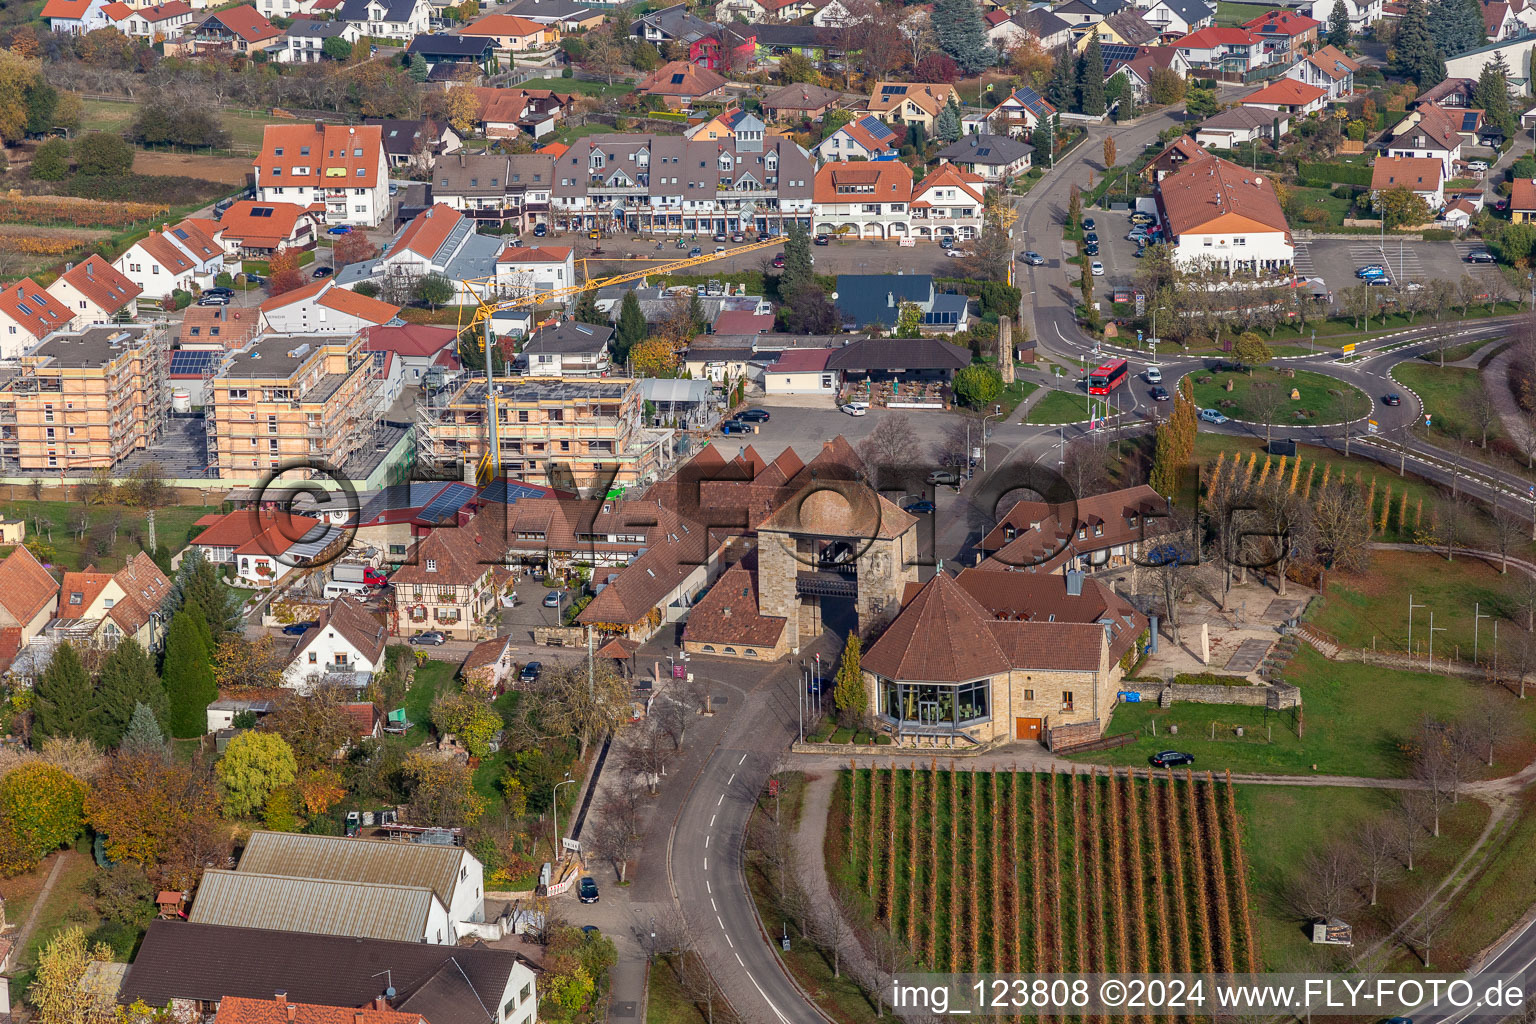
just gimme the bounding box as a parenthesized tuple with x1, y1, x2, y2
(417, 376, 666, 492)
(206, 332, 379, 479)
(0, 324, 168, 472)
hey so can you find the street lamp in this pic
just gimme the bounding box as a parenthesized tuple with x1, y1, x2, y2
(551, 772, 577, 863)
(982, 404, 1003, 471)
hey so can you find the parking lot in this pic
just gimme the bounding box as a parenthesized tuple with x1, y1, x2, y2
(1080, 205, 1149, 290)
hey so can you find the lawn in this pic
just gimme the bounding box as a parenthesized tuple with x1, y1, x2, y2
(79, 98, 270, 152)
(1235, 786, 1488, 971)
(1025, 388, 1112, 425)
(520, 77, 634, 99)
(1214, 2, 1277, 25)
(996, 378, 1039, 420)
(1313, 549, 1528, 663)
(9, 849, 119, 997)
(0, 500, 218, 572)
(1391, 363, 1501, 447)
(400, 653, 458, 743)
(1189, 367, 1369, 425)
(1429, 787, 1536, 969)
(1284, 185, 1353, 229)
(1081, 646, 1536, 778)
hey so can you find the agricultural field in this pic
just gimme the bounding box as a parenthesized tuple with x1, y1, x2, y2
(832, 767, 1259, 978)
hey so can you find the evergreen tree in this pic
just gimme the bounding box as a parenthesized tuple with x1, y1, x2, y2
(935, 100, 962, 143)
(1046, 47, 1076, 110)
(33, 643, 92, 741)
(831, 633, 866, 726)
(907, 120, 927, 155)
(170, 549, 239, 637)
(1390, 0, 1443, 86)
(408, 53, 430, 81)
(1031, 120, 1052, 166)
(614, 291, 646, 365)
(1326, 0, 1351, 47)
(688, 289, 706, 334)
(121, 702, 168, 757)
(92, 639, 167, 748)
(781, 222, 814, 296)
(1078, 34, 1106, 116)
(932, 0, 994, 74)
(1431, 0, 1485, 58)
(162, 608, 218, 739)
(1475, 52, 1516, 134)
(572, 286, 605, 326)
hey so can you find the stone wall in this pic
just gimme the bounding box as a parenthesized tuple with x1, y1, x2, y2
(1121, 682, 1300, 709)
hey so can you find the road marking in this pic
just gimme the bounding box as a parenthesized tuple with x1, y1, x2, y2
(717, 915, 725, 930)
(712, 898, 718, 911)
(710, 814, 716, 827)
(706, 880, 711, 893)
(725, 930, 734, 947)
(717, 794, 723, 806)
(706, 834, 711, 848)
(738, 753, 747, 765)
(746, 970, 793, 1024)
(704, 857, 708, 870)
(736, 953, 744, 966)
(728, 773, 735, 785)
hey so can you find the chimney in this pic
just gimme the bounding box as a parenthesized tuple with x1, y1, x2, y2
(315, 119, 323, 132)
(274, 993, 288, 1005)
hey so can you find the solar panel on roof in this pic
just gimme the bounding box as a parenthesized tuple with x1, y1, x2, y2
(169, 350, 218, 375)
(1461, 112, 1479, 131)
(882, 84, 908, 94)
(419, 482, 477, 522)
(858, 115, 895, 140)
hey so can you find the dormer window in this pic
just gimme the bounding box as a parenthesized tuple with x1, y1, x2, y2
(1094, 524, 1103, 537)
(426, 559, 437, 572)
(69, 591, 83, 605)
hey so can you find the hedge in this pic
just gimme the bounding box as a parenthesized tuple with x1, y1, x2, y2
(1297, 161, 1374, 186)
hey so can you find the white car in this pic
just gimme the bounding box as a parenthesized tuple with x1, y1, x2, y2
(1090, 261, 1105, 276)
(842, 401, 869, 416)
(945, 249, 971, 258)
(1468, 160, 1490, 172)
(1144, 366, 1162, 384)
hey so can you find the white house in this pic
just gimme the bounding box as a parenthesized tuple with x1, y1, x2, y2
(1285, 44, 1359, 100)
(1195, 106, 1289, 147)
(277, 17, 362, 61)
(517, 320, 611, 376)
(45, 255, 141, 324)
(0, 279, 76, 357)
(1240, 77, 1328, 116)
(336, 0, 428, 37)
(1155, 152, 1294, 274)
(101, 0, 194, 36)
(935, 133, 1034, 182)
(235, 830, 486, 934)
(909, 162, 986, 241)
(1382, 103, 1465, 178)
(987, 7, 1073, 48)
(762, 347, 836, 394)
(260, 278, 401, 334)
(1370, 155, 1445, 211)
(112, 220, 226, 298)
(40, 0, 111, 32)
(281, 597, 388, 690)
(497, 244, 575, 299)
(1136, 0, 1212, 36)
(1445, 36, 1536, 92)
(812, 160, 913, 240)
(252, 123, 390, 228)
(1174, 25, 1266, 71)
(812, 115, 899, 163)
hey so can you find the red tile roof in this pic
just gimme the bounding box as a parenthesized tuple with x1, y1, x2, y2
(813, 160, 913, 205)
(1240, 8, 1319, 34)
(465, 12, 543, 36)
(293, 598, 388, 666)
(770, 347, 833, 373)
(863, 571, 1012, 682)
(392, 204, 461, 260)
(0, 279, 73, 341)
(1156, 152, 1290, 240)
(1513, 177, 1536, 211)
(712, 310, 773, 335)
(41, 0, 98, 19)
(1240, 78, 1327, 107)
(214, 995, 423, 1024)
(59, 570, 114, 614)
(638, 60, 728, 98)
(52, 255, 140, 315)
(497, 245, 573, 264)
(1371, 155, 1443, 190)
(216, 201, 315, 250)
(256, 123, 384, 190)
(0, 546, 58, 629)
(1176, 25, 1258, 46)
(682, 565, 785, 648)
(191, 509, 324, 552)
(205, 4, 281, 42)
(363, 324, 458, 359)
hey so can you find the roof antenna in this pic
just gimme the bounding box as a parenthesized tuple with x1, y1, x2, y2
(370, 971, 395, 999)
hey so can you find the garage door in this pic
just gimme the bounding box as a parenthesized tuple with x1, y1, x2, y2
(1016, 717, 1041, 741)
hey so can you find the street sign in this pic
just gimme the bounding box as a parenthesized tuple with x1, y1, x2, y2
(672, 664, 686, 679)
(1134, 293, 1145, 316)
(1368, 419, 1378, 434)
(1342, 343, 1356, 353)
(768, 779, 780, 797)
(562, 838, 582, 853)
(1425, 415, 1432, 427)
(1137, 330, 1144, 342)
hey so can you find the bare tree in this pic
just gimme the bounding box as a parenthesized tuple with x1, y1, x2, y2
(1311, 479, 1372, 577)
(1289, 842, 1364, 922)
(1411, 717, 1453, 835)
(1404, 902, 1448, 969)
(808, 884, 862, 981)
(1147, 507, 1201, 645)
(1250, 383, 1286, 445)
(1514, 624, 1536, 698)
(930, 417, 974, 472)
(1470, 690, 1511, 767)
(1062, 431, 1110, 497)
(653, 687, 702, 751)
(858, 413, 921, 492)
(619, 720, 675, 794)
(1355, 818, 1398, 906)
(1391, 792, 1428, 871)
(1491, 498, 1522, 574)
(1251, 481, 1312, 596)
(1469, 380, 1499, 448)
(586, 791, 642, 882)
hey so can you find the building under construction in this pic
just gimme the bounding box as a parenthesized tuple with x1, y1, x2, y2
(415, 374, 669, 494)
(0, 324, 170, 472)
(204, 331, 381, 480)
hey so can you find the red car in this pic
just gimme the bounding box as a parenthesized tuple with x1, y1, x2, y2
(771, 254, 785, 268)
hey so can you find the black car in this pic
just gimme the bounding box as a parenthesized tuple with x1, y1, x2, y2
(1150, 750, 1195, 768)
(578, 877, 599, 904)
(203, 286, 234, 298)
(311, 266, 334, 279)
(1083, 232, 1099, 244)
(197, 294, 231, 306)
(1150, 386, 1170, 401)
(1084, 242, 1100, 256)
(1382, 393, 1402, 406)
(244, 273, 265, 286)
(520, 660, 542, 683)
(814, 234, 830, 245)
(533, 224, 548, 237)
(1082, 217, 1096, 231)
(735, 408, 770, 422)
(1466, 249, 1497, 264)
(281, 621, 318, 636)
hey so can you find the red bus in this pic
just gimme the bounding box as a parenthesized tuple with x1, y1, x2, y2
(1088, 358, 1128, 396)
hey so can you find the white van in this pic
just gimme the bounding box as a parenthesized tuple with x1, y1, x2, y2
(1144, 367, 1163, 384)
(323, 580, 368, 599)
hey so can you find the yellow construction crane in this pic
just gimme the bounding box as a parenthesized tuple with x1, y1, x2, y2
(459, 234, 784, 485)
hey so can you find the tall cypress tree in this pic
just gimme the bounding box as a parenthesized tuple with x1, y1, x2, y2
(1079, 34, 1107, 116)
(614, 291, 646, 365)
(935, 101, 962, 143)
(780, 221, 814, 297)
(1046, 47, 1076, 110)
(572, 285, 605, 326)
(33, 643, 92, 741)
(162, 608, 218, 739)
(92, 639, 167, 748)
(1326, 0, 1351, 47)
(1474, 53, 1516, 134)
(171, 549, 238, 637)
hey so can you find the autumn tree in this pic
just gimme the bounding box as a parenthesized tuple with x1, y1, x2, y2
(29, 927, 111, 1024)
(213, 634, 285, 692)
(403, 750, 486, 826)
(89, 751, 225, 886)
(268, 248, 305, 296)
(446, 81, 483, 137)
(0, 49, 44, 145)
(295, 767, 347, 817)
(261, 686, 356, 768)
(430, 690, 502, 757)
(217, 731, 298, 817)
(0, 764, 86, 876)
(333, 230, 378, 268)
(832, 632, 865, 726)
(1378, 185, 1431, 229)
(532, 662, 630, 760)
(1103, 135, 1116, 168)
(630, 337, 679, 378)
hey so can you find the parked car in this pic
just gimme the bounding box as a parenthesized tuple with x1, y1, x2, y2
(713, 232, 727, 242)
(1133, 246, 1147, 258)
(1466, 249, 1497, 263)
(1020, 250, 1045, 265)
(1356, 265, 1387, 278)
(1382, 393, 1402, 406)
(1090, 261, 1105, 276)
(197, 294, 231, 306)
(578, 877, 599, 903)
(927, 469, 960, 485)
(814, 234, 830, 245)
(1130, 212, 1154, 225)
(736, 408, 770, 422)
(720, 420, 751, 435)
(1495, 198, 1511, 212)
(938, 237, 954, 249)
(1150, 386, 1170, 401)
(1144, 366, 1162, 383)
(1083, 232, 1099, 244)
(410, 631, 447, 646)
(731, 232, 745, 242)
(1083, 242, 1100, 256)
(1150, 750, 1195, 767)
(945, 248, 970, 258)
(1468, 159, 1490, 172)
(1082, 217, 1096, 231)
(902, 499, 936, 514)
(771, 254, 785, 268)
(533, 224, 548, 237)
(203, 286, 234, 298)
(1199, 408, 1228, 424)
(327, 225, 352, 236)
(842, 401, 868, 416)
(312, 266, 334, 279)
(388, 183, 400, 196)
(543, 591, 562, 608)
(520, 661, 542, 683)
(715, 246, 725, 254)
(1127, 230, 1150, 242)
(281, 621, 318, 636)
